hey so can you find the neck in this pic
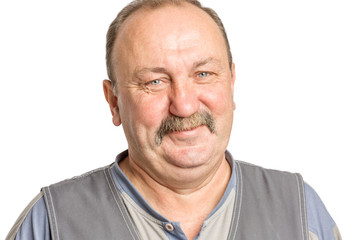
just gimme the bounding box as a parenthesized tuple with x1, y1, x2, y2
(119, 154, 231, 240)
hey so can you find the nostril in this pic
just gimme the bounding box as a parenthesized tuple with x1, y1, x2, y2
(169, 100, 200, 118)
(168, 82, 200, 118)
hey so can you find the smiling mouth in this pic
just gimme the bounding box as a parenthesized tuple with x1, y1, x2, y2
(155, 112, 215, 145)
(173, 124, 203, 132)
(169, 124, 205, 136)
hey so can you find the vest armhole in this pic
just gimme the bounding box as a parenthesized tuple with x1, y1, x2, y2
(227, 161, 243, 240)
(6, 192, 44, 240)
(295, 173, 309, 240)
(228, 161, 309, 240)
(42, 187, 60, 240)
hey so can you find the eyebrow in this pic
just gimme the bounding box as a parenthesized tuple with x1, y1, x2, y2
(191, 57, 221, 70)
(133, 57, 222, 78)
(133, 67, 168, 79)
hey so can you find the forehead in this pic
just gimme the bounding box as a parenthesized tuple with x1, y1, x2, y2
(113, 3, 228, 70)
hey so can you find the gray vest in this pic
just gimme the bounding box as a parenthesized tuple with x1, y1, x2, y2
(42, 161, 308, 240)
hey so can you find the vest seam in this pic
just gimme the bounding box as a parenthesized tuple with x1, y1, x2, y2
(295, 175, 304, 240)
(295, 173, 309, 240)
(43, 187, 60, 240)
(49, 166, 108, 188)
(227, 161, 243, 240)
(104, 167, 139, 240)
(302, 179, 310, 240)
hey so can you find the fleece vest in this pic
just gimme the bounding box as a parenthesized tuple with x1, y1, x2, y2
(42, 161, 308, 240)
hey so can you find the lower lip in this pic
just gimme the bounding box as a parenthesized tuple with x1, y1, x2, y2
(168, 125, 207, 138)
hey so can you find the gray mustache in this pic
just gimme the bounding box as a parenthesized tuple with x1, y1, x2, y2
(155, 111, 215, 145)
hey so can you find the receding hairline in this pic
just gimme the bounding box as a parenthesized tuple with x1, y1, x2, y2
(106, 0, 233, 85)
(115, 2, 203, 40)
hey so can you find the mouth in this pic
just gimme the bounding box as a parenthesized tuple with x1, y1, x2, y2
(155, 111, 216, 145)
(165, 125, 209, 141)
(172, 123, 204, 132)
(171, 124, 204, 134)
(156, 124, 213, 146)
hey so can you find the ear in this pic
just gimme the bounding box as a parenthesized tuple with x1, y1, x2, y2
(103, 80, 122, 126)
(231, 63, 236, 110)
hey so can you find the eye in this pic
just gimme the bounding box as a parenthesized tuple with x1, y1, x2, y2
(143, 78, 169, 93)
(150, 79, 161, 85)
(198, 72, 210, 78)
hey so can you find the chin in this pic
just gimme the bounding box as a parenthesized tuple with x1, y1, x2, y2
(162, 145, 215, 169)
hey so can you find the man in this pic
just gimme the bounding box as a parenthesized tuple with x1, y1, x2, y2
(7, 0, 341, 239)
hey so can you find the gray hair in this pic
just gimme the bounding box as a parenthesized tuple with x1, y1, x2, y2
(106, 0, 233, 85)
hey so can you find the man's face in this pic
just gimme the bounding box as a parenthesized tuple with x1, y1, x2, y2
(109, 3, 235, 184)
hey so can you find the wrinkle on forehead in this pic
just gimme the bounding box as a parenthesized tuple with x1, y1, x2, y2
(133, 57, 222, 78)
(112, 3, 228, 83)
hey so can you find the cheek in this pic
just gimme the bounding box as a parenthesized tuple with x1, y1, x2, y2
(121, 91, 169, 130)
(200, 82, 234, 116)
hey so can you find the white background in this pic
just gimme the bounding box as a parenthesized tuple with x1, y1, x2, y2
(1, 0, 359, 239)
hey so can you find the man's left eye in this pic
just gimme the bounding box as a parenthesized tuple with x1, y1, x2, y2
(198, 72, 209, 78)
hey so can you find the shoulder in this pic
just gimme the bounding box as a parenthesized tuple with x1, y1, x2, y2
(6, 165, 112, 240)
(47, 165, 110, 189)
(235, 160, 303, 183)
(235, 160, 306, 204)
(304, 183, 341, 240)
(6, 193, 50, 240)
(235, 160, 341, 240)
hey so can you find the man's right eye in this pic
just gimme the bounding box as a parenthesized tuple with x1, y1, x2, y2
(142, 78, 169, 93)
(149, 79, 161, 85)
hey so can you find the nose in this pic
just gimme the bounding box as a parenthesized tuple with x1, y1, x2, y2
(169, 80, 200, 118)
